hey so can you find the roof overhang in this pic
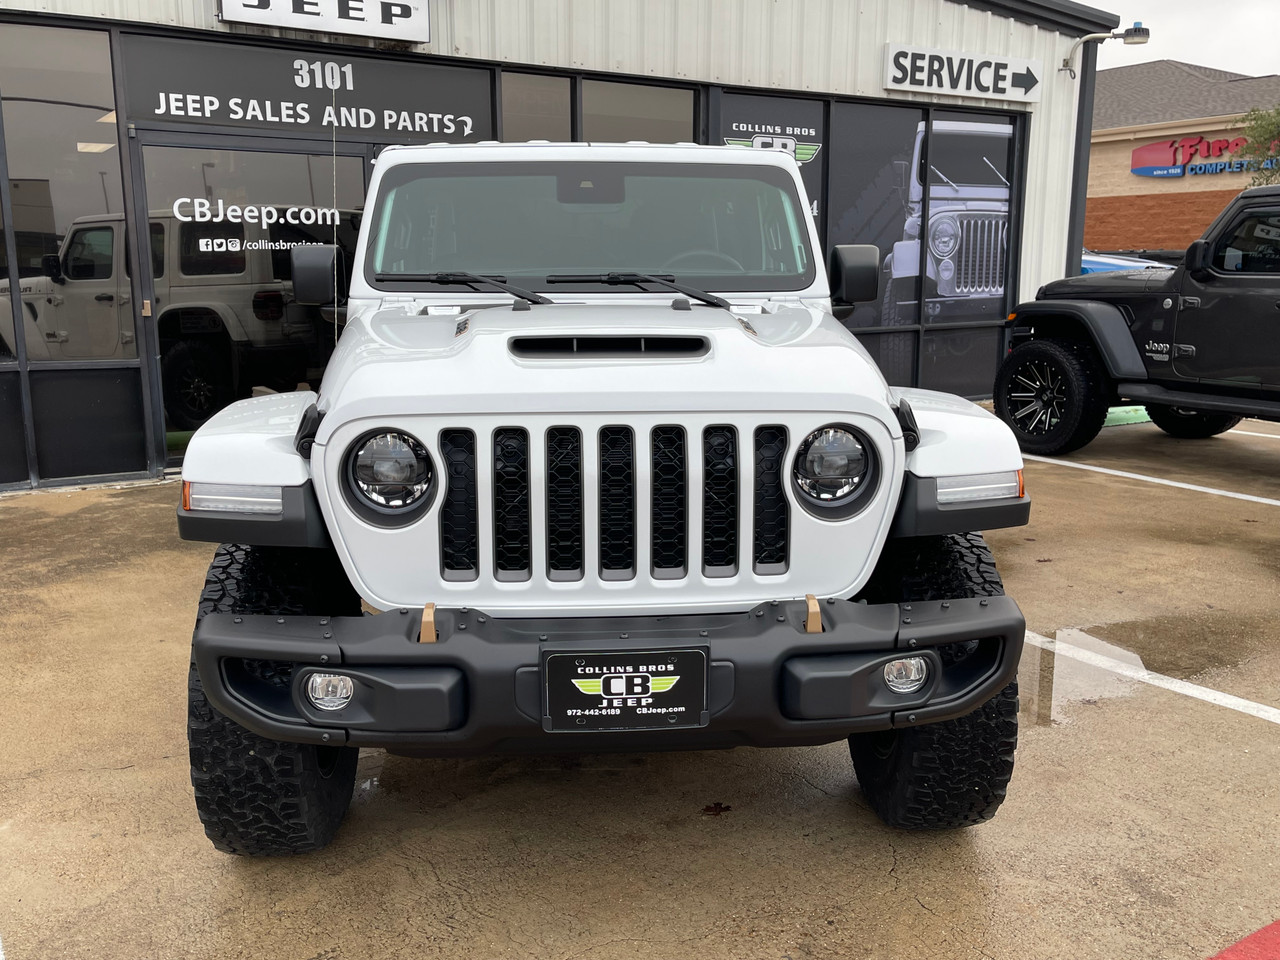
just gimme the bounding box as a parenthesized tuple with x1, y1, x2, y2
(963, 0, 1120, 37)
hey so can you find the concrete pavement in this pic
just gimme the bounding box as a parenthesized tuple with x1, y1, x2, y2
(1, 419, 1277, 960)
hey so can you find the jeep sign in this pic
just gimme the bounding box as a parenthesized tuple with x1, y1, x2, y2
(217, 0, 430, 43)
(884, 44, 1043, 104)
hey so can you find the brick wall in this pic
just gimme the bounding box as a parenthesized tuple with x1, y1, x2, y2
(1084, 189, 1239, 251)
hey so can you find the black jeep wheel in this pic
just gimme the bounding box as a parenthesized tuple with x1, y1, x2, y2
(1144, 404, 1242, 439)
(994, 339, 1110, 455)
(163, 339, 232, 431)
(188, 543, 362, 855)
(849, 533, 1019, 829)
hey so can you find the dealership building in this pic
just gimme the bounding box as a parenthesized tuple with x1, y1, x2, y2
(0, 0, 1120, 489)
(1086, 59, 1280, 253)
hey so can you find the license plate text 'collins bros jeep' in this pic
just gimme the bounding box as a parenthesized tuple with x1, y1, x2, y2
(176, 141, 1030, 855)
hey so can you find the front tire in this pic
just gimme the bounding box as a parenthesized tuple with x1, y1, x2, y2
(163, 339, 232, 431)
(849, 533, 1019, 829)
(188, 544, 362, 855)
(1144, 404, 1241, 439)
(994, 339, 1110, 455)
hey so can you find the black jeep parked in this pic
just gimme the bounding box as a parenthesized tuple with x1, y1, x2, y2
(994, 185, 1280, 454)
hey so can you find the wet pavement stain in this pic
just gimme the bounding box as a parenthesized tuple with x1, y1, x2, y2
(1085, 613, 1277, 681)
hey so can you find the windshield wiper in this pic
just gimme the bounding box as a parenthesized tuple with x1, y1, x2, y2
(373, 271, 553, 305)
(929, 165, 960, 192)
(545, 272, 731, 311)
(982, 156, 1010, 187)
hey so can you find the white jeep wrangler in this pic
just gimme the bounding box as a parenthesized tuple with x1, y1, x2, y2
(177, 142, 1030, 855)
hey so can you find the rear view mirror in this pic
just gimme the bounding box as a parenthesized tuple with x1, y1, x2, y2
(41, 254, 65, 285)
(1185, 239, 1212, 280)
(829, 244, 881, 304)
(291, 244, 342, 305)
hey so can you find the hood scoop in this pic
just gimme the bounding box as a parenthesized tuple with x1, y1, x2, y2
(509, 335, 710, 360)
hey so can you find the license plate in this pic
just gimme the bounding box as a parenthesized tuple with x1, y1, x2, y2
(543, 648, 709, 732)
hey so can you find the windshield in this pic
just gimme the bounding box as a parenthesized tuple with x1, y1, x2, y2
(366, 160, 814, 293)
(925, 134, 1011, 188)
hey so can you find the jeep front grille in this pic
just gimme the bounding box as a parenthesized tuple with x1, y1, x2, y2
(492, 428, 531, 579)
(955, 215, 1008, 294)
(436, 423, 790, 583)
(650, 426, 688, 578)
(752, 426, 789, 574)
(439, 429, 478, 578)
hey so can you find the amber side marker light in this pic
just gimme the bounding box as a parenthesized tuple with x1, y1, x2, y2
(1018, 469, 1025, 499)
(182, 480, 191, 511)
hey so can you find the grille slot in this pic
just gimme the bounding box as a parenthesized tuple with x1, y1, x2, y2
(650, 426, 687, 578)
(753, 426, 789, 574)
(546, 427, 583, 580)
(702, 426, 739, 576)
(439, 429, 478, 580)
(598, 427, 636, 579)
(492, 427, 531, 580)
(955, 215, 1007, 294)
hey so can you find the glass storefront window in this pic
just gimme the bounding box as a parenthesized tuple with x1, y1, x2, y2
(140, 145, 365, 438)
(581, 80, 693, 143)
(502, 73, 571, 142)
(0, 24, 131, 361)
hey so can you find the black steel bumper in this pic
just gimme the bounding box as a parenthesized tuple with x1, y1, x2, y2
(192, 595, 1024, 755)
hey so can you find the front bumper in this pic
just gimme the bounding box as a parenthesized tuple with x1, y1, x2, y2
(193, 595, 1024, 755)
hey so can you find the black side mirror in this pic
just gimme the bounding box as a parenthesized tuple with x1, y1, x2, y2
(290, 244, 342, 305)
(893, 160, 909, 196)
(829, 244, 881, 304)
(41, 254, 65, 285)
(1185, 239, 1212, 280)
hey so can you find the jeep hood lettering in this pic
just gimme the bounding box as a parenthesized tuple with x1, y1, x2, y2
(315, 301, 896, 425)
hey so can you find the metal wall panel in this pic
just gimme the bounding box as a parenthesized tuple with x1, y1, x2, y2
(0, 0, 1091, 303)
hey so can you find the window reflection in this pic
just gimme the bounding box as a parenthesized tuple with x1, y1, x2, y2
(502, 73, 571, 142)
(141, 146, 364, 433)
(0, 25, 131, 360)
(582, 81, 693, 143)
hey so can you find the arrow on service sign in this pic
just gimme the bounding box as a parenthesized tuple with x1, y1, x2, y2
(884, 44, 1043, 103)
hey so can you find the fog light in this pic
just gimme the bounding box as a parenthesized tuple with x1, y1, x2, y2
(883, 657, 929, 694)
(306, 673, 354, 711)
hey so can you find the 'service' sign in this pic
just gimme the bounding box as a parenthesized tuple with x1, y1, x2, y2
(884, 44, 1043, 104)
(218, 0, 430, 44)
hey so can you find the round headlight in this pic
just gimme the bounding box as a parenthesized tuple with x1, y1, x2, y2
(350, 431, 432, 509)
(794, 426, 870, 503)
(929, 217, 959, 259)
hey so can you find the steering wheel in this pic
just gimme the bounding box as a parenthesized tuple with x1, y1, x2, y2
(660, 249, 746, 272)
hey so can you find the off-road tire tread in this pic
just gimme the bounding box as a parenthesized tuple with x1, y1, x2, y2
(188, 543, 361, 855)
(849, 533, 1019, 829)
(995, 338, 1110, 455)
(1144, 404, 1242, 439)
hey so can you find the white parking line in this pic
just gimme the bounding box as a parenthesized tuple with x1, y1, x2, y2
(1025, 631, 1280, 727)
(1022, 455, 1280, 507)
(1231, 429, 1280, 440)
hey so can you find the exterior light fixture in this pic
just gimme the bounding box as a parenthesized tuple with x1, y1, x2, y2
(1061, 21, 1150, 79)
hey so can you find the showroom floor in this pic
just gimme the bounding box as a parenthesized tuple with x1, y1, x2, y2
(1, 419, 1277, 960)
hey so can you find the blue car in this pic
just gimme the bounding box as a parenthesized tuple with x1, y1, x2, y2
(1080, 250, 1165, 274)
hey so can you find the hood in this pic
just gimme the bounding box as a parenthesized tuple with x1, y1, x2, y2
(315, 299, 896, 428)
(1040, 267, 1176, 299)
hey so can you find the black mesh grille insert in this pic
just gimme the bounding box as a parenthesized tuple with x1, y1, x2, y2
(753, 426, 789, 573)
(439, 429, 478, 577)
(546, 427, 583, 576)
(650, 426, 687, 574)
(493, 428, 531, 575)
(598, 426, 635, 576)
(702, 426, 738, 574)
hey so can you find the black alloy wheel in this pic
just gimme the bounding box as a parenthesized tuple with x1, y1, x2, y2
(993, 339, 1110, 455)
